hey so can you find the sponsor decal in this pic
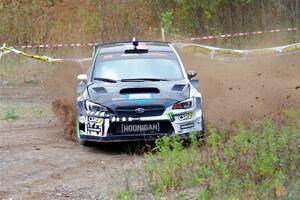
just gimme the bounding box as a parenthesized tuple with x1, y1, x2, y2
(177, 112, 192, 121)
(96, 118, 103, 124)
(87, 123, 103, 133)
(121, 123, 160, 133)
(180, 123, 194, 129)
(87, 127, 102, 132)
(88, 117, 103, 125)
(88, 116, 97, 122)
(121, 53, 139, 57)
(103, 54, 113, 59)
(87, 118, 104, 134)
(142, 52, 168, 57)
(167, 112, 175, 122)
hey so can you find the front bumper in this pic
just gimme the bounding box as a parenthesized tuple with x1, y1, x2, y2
(77, 102, 203, 142)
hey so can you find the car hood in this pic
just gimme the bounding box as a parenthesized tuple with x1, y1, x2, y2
(87, 80, 190, 109)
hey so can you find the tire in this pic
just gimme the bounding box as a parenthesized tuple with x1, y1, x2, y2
(198, 116, 205, 141)
(201, 116, 205, 135)
(76, 117, 90, 146)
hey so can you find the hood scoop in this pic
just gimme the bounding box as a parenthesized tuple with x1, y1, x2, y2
(92, 87, 107, 93)
(120, 87, 160, 94)
(172, 84, 186, 91)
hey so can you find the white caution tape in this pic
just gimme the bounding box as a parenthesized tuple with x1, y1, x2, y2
(188, 27, 299, 41)
(5, 27, 299, 49)
(173, 42, 300, 58)
(13, 43, 99, 49)
(0, 44, 11, 60)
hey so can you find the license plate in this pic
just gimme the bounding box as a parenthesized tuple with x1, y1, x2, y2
(128, 93, 151, 100)
(121, 122, 160, 133)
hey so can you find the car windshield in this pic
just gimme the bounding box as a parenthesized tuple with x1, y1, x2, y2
(93, 52, 184, 81)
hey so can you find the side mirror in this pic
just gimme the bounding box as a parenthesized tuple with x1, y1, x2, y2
(187, 70, 197, 80)
(77, 74, 87, 82)
(77, 74, 87, 94)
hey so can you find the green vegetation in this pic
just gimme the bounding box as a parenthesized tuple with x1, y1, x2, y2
(1, 105, 52, 120)
(2, 107, 18, 120)
(114, 190, 135, 200)
(0, 55, 57, 86)
(119, 110, 300, 199)
(0, 61, 17, 77)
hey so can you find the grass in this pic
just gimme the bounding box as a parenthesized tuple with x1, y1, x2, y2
(0, 105, 52, 120)
(2, 107, 18, 120)
(0, 55, 54, 86)
(117, 109, 300, 199)
(114, 190, 134, 200)
(0, 62, 17, 77)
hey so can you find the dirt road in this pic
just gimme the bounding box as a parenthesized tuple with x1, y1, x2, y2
(0, 86, 145, 200)
(0, 52, 299, 199)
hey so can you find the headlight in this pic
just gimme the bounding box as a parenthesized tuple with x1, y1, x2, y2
(85, 100, 108, 112)
(172, 98, 194, 110)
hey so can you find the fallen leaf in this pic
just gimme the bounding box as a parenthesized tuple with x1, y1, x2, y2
(275, 186, 288, 197)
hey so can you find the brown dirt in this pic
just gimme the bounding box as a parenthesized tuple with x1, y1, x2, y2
(51, 99, 76, 140)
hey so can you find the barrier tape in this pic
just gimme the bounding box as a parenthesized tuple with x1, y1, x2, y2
(174, 42, 300, 58)
(188, 27, 299, 41)
(1, 42, 300, 63)
(4, 27, 299, 49)
(0, 45, 92, 63)
(0, 44, 10, 60)
(11, 43, 99, 49)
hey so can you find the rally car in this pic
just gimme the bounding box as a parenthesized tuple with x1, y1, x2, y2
(76, 39, 204, 145)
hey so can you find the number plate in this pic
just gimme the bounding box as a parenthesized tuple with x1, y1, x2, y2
(121, 122, 160, 133)
(128, 93, 151, 100)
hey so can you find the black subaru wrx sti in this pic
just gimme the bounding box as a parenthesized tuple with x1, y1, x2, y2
(76, 39, 204, 145)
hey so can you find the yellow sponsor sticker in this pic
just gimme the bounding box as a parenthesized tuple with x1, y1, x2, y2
(96, 118, 103, 124)
(178, 113, 192, 121)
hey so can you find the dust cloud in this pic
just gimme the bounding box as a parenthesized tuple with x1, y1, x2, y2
(181, 52, 300, 128)
(44, 62, 85, 140)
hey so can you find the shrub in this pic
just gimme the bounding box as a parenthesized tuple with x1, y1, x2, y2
(145, 115, 300, 199)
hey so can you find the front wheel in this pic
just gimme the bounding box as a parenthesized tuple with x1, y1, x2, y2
(76, 118, 91, 146)
(196, 116, 205, 141)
